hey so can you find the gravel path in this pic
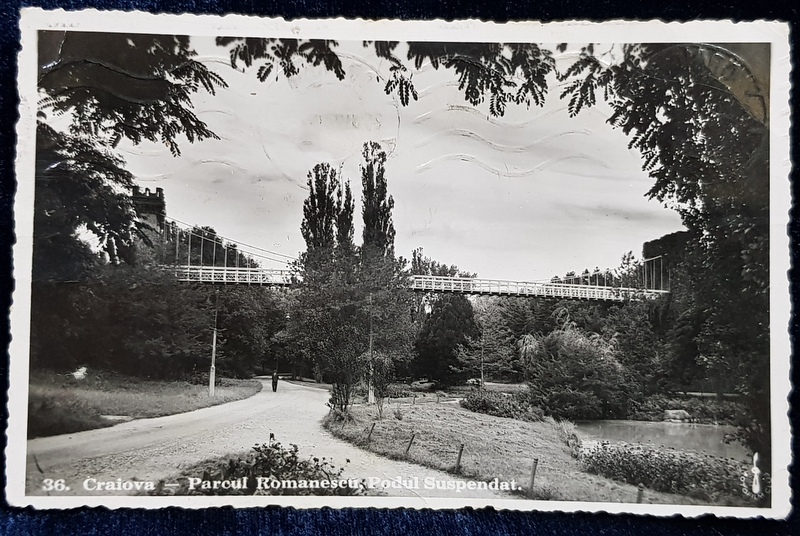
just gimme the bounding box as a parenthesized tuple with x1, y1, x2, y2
(26, 380, 511, 499)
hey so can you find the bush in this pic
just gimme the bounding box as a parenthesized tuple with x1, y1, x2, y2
(325, 408, 355, 425)
(581, 442, 754, 502)
(459, 390, 545, 422)
(540, 390, 605, 421)
(386, 384, 414, 398)
(519, 312, 633, 420)
(28, 390, 113, 438)
(552, 419, 583, 459)
(154, 436, 365, 496)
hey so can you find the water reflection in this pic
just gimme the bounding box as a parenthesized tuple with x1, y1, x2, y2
(574, 420, 750, 461)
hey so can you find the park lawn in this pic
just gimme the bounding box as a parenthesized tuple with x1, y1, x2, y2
(27, 369, 262, 439)
(324, 402, 720, 505)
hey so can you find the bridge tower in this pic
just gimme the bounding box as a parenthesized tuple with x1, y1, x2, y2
(132, 186, 167, 233)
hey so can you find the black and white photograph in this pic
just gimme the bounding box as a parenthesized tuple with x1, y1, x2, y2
(8, 10, 792, 517)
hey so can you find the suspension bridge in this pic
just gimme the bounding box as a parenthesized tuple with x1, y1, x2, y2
(117, 180, 669, 301)
(155, 214, 669, 302)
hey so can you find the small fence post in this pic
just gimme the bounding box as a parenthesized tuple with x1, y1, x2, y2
(405, 432, 416, 456)
(636, 483, 645, 504)
(454, 443, 465, 474)
(526, 458, 539, 498)
(366, 422, 376, 444)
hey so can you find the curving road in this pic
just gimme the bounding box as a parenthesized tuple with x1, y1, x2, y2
(26, 380, 509, 500)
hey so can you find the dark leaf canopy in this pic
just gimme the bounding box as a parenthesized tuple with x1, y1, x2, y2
(39, 31, 227, 156)
(33, 123, 143, 280)
(216, 37, 346, 81)
(558, 43, 769, 294)
(369, 41, 556, 115)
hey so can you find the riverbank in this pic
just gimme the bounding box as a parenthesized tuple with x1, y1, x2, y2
(28, 369, 262, 438)
(323, 402, 722, 505)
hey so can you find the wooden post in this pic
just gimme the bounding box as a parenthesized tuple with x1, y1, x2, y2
(405, 432, 416, 456)
(636, 483, 645, 503)
(367, 293, 374, 404)
(366, 422, 376, 444)
(527, 458, 539, 498)
(454, 443, 465, 474)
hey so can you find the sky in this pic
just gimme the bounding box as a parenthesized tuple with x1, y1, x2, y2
(117, 38, 685, 282)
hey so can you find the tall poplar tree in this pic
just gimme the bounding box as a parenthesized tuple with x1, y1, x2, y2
(360, 142, 396, 259)
(300, 163, 340, 255)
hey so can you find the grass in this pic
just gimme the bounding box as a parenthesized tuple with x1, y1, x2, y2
(323, 401, 732, 505)
(28, 369, 262, 439)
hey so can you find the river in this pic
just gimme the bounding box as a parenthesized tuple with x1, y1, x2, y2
(574, 420, 751, 461)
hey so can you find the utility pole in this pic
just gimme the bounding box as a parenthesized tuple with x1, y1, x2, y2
(209, 289, 219, 397)
(368, 293, 375, 404)
(480, 336, 485, 388)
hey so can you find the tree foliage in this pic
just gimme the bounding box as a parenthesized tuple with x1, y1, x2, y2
(519, 308, 632, 420)
(215, 288, 287, 378)
(39, 31, 227, 155)
(216, 37, 346, 82)
(29, 226, 283, 381)
(291, 149, 412, 410)
(414, 294, 479, 386)
(300, 163, 343, 256)
(367, 42, 555, 115)
(33, 123, 140, 281)
(293, 165, 361, 384)
(456, 297, 520, 382)
(360, 142, 395, 259)
(32, 31, 230, 380)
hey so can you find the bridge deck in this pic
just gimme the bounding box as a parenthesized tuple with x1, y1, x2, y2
(409, 275, 667, 301)
(173, 266, 667, 301)
(175, 266, 292, 286)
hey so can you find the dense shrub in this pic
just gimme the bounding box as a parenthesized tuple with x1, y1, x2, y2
(460, 390, 545, 422)
(581, 442, 754, 502)
(28, 390, 112, 438)
(628, 395, 743, 424)
(519, 312, 634, 420)
(154, 436, 365, 496)
(552, 419, 583, 459)
(386, 383, 415, 398)
(540, 390, 606, 421)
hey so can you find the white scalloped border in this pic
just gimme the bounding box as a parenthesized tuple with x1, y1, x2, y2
(8, 7, 793, 518)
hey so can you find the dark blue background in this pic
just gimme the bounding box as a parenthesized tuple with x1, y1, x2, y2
(1, 1, 797, 534)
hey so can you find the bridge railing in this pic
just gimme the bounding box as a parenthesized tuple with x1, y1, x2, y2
(408, 275, 668, 301)
(169, 266, 668, 300)
(174, 266, 292, 286)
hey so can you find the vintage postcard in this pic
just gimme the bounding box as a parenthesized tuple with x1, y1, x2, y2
(8, 8, 792, 517)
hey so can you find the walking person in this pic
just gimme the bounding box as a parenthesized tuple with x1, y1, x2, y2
(272, 370, 279, 392)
